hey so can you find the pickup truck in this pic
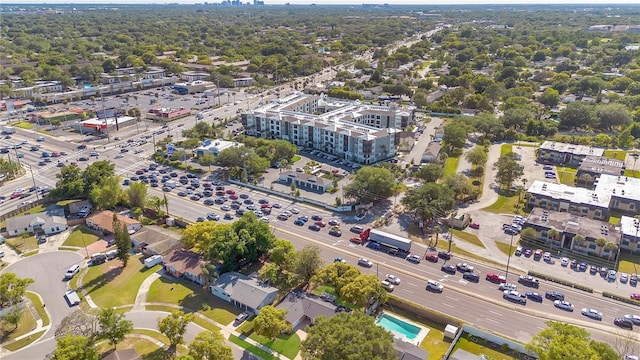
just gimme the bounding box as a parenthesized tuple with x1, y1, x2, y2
(503, 290, 527, 304)
(518, 275, 540, 288)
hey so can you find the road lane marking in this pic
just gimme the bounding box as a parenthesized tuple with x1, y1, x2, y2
(489, 310, 503, 317)
(486, 318, 500, 324)
(445, 296, 458, 302)
(442, 303, 455, 308)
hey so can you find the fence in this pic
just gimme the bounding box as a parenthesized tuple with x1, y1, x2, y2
(0, 198, 47, 222)
(443, 324, 537, 360)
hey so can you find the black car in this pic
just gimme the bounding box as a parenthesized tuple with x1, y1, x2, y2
(614, 318, 634, 330)
(441, 264, 456, 275)
(224, 213, 234, 220)
(308, 224, 321, 231)
(518, 275, 540, 289)
(328, 229, 342, 237)
(525, 292, 543, 302)
(203, 199, 215, 206)
(311, 215, 323, 221)
(190, 195, 201, 201)
(243, 199, 254, 205)
(258, 199, 269, 204)
(438, 251, 452, 260)
(78, 157, 89, 161)
(462, 272, 479, 282)
(170, 172, 178, 177)
(545, 291, 565, 301)
(239, 194, 249, 199)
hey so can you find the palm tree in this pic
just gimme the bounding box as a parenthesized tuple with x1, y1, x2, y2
(573, 234, 586, 250)
(595, 237, 607, 256)
(547, 229, 559, 251)
(604, 242, 618, 260)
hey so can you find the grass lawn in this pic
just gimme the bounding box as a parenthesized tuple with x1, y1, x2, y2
(451, 334, 515, 360)
(229, 334, 278, 360)
(482, 195, 526, 215)
(291, 155, 301, 163)
(617, 252, 640, 275)
(147, 277, 239, 326)
(604, 150, 627, 161)
(97, 337, 167, 360)
(82, 255, 160, 308)
(495, 241, 517, 256)
(443, 244, 506, 269)
(13, 122, 34, 129)
(557, 170, 576, 186)
(442, 156, 460, 177)
(609, 215, 621, 225)
(5, 236, 39, 254)
(0, 307, 37, 344)
(237, 319, 301, 359)
(2, 330, 46, 352)
(450, 229, 485, 248)
(500, 144, 513, 157)
(62, 226, 100, 247)
(624, 169, 639, 178)
(145, 304, 220, 333)
(131, 329, 170, 345)
(312, 285, 360, 310)
(24, 291, 49, 327)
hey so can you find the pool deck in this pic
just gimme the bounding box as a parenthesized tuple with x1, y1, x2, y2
(377, 312, 430, 346)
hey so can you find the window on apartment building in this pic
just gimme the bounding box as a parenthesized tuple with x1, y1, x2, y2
(622, 240, 629, 247)
(588, 244, 596, 250)
(541, 231, 548, 239)
(631, 203, 636, 210)
(594, 210, 601, 218)
(582, 208, 588, 214)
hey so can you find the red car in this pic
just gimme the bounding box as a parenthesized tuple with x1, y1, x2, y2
(229, 194, 238, 200)
(486, 273, 507, 283)
(631, 293, 640, 300)
(226, 189, 236, 195)
(261, 203, 271, 209)
(469, 222, 480, 229)
(11, 192, 23, 199)
(425, 253, 439, 263)
(315, 221, 326, 227)
(135, 169, 144, 175)
(216, 190, 225, 196)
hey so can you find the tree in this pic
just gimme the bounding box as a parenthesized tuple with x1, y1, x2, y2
(300, 312, 396, 360)
(502, 108, 533, 130)
(88, 176, 122, 210)
(97, 308, 132, 350)
(495, 152, 524, 190)
(414, 164, 442, 183)
(537, 88, 560, 108)
(82, 160, 116, 195)
(340, 274, 387, 307)
(253, 305, 291, 340)
(343, 166, 397, 203)
(52, 164, 85, 199)
(198, 153, 216, 171)
(126, 181, 148, 210)
(595, 237, 607, 256)
(112, 213, 132, 266)
(443, 173, 473, 201)
(401, 183, 455, 224)
(55, 309, 100, 340)
(294, 245, 324, 285)
(559, 102, 595, 130)
(596, 103, 632, 131)
(147, 195, 167, 215)
(52, 335, 99, 360)
(526, 321, 616, 360)
(158, 310, 195, 350)
(0, 273, 34, 307)
(443, 120, 469, 151)
(465, 146, 488, 168)
(269, 238, 296, 267)
(188, 330, 234, 360)
(312, 262, 361, 294)
(2, 308, 22, 330)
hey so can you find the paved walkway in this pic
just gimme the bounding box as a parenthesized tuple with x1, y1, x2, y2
(133, 272, 161, 311)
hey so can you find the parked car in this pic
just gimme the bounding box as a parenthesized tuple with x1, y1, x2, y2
(328, 229, 342, 237)
(468, 222, 480, 229)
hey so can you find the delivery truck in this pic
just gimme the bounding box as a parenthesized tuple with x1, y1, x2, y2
(361, 228, 412, 253)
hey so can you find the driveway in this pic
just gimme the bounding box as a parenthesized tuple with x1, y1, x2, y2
(2, 251, 84, 360)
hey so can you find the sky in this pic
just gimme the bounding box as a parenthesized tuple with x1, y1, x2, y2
(2, 0, 639, 4)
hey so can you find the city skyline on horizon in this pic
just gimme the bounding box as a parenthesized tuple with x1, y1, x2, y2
(2, 0, 639, 5)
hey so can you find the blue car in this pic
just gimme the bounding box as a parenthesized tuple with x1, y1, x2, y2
(294, 219, 305, 226)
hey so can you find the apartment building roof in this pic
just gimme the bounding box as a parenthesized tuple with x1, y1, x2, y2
(620, 216, 640, 238)
(594, 174, 640, 203)
(540, 141, 604, 157)
(526, 208, 620, 242)
(527, 181, 611, 208)
(578, 155, 625, 176)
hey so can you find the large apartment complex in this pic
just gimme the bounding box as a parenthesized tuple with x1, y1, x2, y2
(241, 93, 410, 164)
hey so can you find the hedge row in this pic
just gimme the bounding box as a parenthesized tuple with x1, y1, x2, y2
(528, 271, 593, 293)
(603, 292, 640, 307)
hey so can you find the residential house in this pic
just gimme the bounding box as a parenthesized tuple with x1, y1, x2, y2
(576, 155, 625, 187)
(620, 216, 640, 255)
(131, 225, 182, 255)
(279, 171, 332, 193)
(538, 141, 604, 166)
(276, 291, 338, 331)
(394, 338, 429, 360)
(523, 208, 620, 257)
(163, 249, 207, 285)
(421, 142, 441, 163)
(210, 272, 278, 315)
(86, 210, 142, 235)
(6, 213, 68, 238)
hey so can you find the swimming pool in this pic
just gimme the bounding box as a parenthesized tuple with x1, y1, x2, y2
(376, 313, 422, 340)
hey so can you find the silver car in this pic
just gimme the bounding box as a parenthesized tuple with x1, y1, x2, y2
(581, 308, 602, 321)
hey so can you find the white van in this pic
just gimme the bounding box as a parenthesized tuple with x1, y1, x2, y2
(105, 250, 118, 260)
(64, 264, 81, 279)
(144, 255, 163, 268)
(64, 290, 81, 306)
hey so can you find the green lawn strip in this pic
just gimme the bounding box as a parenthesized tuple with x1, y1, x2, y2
(442, 156, 460, 177)
(63, 225, 100, 247)
(24, 291, 49, 327)
(23, 250, 40, 257)
(143, 303, 219, 332)
(237, 319, 301, 359)
(500, 144, 513, 157)
(495, 241, 517, 256)
(624, 169, 639, 178)
(557, 170, 575, 186)
(617, 253, 640, 275)
(229, 334, 279, 360)
(2, 330, 46, 352)
(13, 122, 34, 129)
(609, 215, 621, 225)
(147, 277, 239, 325)
(97, 337, 165, 359)
(291, 155, 301, 163)
(482, 195, 525, 215)
(451, 334, 515, 360)
(312, 285, 360, 310)
(603, 150, 627, 161)
(5, 236, 39, 254)
(450, 229, 485, 248)
(446, 244, 506, 269)
(82, 256, 160, 308)
(0, 306, 37, 343)
(58, 246, 82, 252)
(130, 329, 171, 345)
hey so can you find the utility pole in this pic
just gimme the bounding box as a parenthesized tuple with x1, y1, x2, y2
(29, 166, 40, 201)
(100, 94, 111, 143)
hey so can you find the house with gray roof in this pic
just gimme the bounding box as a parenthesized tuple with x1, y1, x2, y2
(276, 291, 338, 330)
(394, 338, 429, 360)
(6, 213, 67, 238)
(210, 272, 278, 315)
(278, 171, 332, 193)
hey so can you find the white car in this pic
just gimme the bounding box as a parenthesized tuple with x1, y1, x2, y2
(620, 273, 629, 283)
(355, 213, 366, 222)
(554, 300, 574, 312)
(608, 270, 617, 280)
(385, 274, 401, 285)
(290, 208, 300, 214)
(426, 280, 444, 293)
(115, 153, 125, 159)
(560, 257, 569, 267)
(498, 283, 517, 291)
(581, 308, 602, 320)
(260, 216, 270, 223)
(381, 280, 395, 292)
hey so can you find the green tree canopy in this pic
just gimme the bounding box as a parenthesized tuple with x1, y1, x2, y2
(82, 160, 116, 195)
(0, 273, 34, 307)
(97, 308, 133, 350)
(400, 183, 455, 225)
(253, 305, 291, 340)
(340, 273, 387, 307)
(343, 166, 397, 203)
(158, 310, 195, 349)
(413, 164, 442, 183)
(559, 102, 595, 130)
(52, 164, 85, 199)
(300, 312, 396, 360)
(526, 321, 617, 360)
(188, 330, 234, 360)
(495, 152, 524, 190)
(52, 335, 99, 360)
(89, 176, 121, 210)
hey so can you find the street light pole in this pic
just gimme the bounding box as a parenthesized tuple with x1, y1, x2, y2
(505, 232, 515, 280)
(29, 166, 40, 201)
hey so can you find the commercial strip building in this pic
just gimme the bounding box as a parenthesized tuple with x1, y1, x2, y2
(70, 116, 138, 135)
(526, 174, 640, 221)
(145, 108, 191, 122)
(242, 93, 410, 164)
(195, 139, 241, 157)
